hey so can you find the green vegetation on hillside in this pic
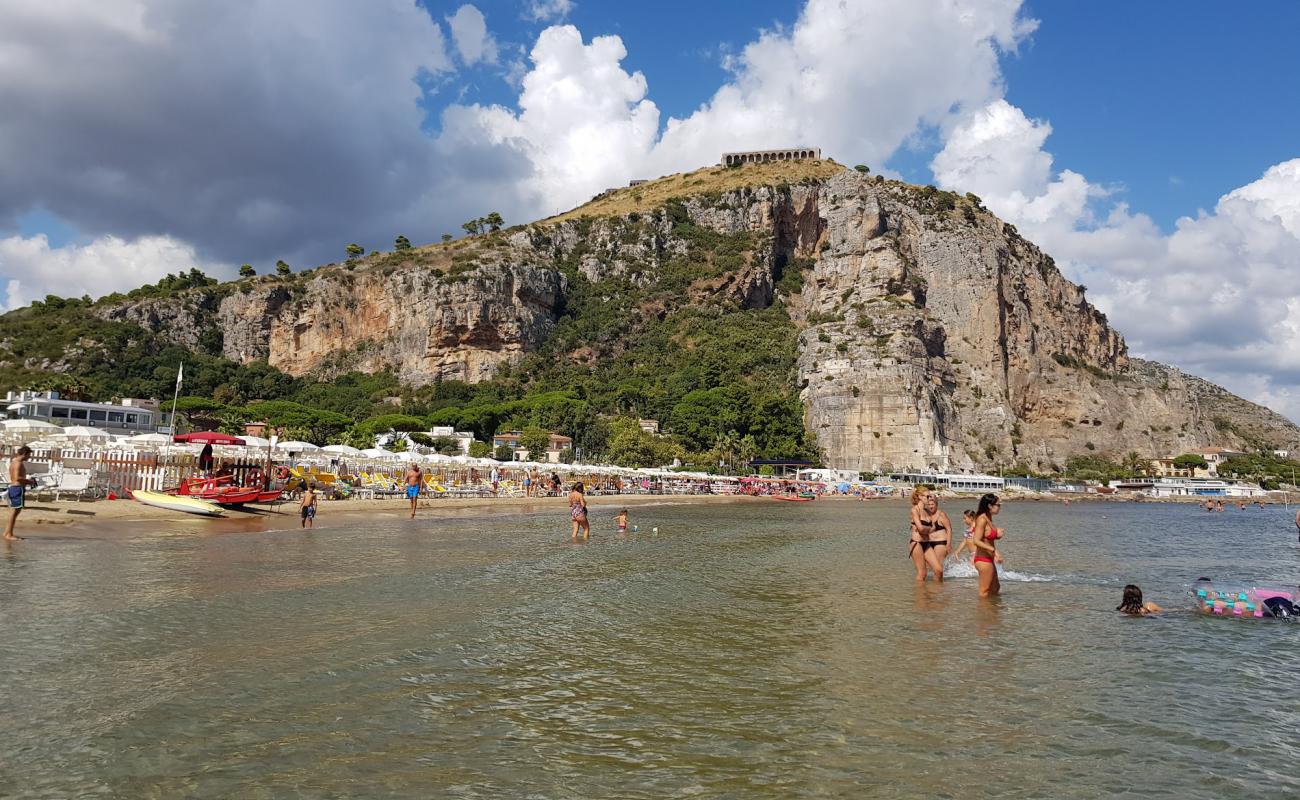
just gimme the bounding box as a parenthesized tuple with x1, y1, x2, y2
(0, 190, 818, 468)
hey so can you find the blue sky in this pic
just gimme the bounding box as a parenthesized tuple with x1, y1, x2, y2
(2, 0, 1299, 419)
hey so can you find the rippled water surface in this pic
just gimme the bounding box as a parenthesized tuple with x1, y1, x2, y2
(3, 499, 1300, 798)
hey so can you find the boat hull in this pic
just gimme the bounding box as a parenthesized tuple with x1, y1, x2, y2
(133, 489, 225, 517)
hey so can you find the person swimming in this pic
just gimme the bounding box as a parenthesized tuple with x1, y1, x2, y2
(1116, 584, 1161, 615)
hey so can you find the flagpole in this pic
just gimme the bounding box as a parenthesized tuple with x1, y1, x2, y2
(163, 362, 182, 480)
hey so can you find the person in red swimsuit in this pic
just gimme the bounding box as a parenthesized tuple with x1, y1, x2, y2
(970, 493, 1004, 597)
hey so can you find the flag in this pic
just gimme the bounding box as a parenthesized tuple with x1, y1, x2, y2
(176, 362, 184, 389)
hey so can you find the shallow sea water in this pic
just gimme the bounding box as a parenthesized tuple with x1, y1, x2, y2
(2, 499, 1299, 799)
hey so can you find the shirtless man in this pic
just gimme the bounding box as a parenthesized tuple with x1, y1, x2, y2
(5, 446, 34, 541)
(405, 463, 423, 519)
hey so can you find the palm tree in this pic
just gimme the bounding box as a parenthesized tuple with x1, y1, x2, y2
(1121, 451, 1149, 477)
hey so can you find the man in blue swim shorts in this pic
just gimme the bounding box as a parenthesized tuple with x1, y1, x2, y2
(5, 445, 34, 541)
(405, 462, 423, 519)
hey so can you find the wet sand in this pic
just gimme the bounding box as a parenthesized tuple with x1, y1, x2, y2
(6, 492, 762, 538)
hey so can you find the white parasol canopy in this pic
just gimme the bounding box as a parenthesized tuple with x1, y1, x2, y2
(1, 419, 62, 434)
(127, 432, 172, 446)
(321, 444, 362, 456)
(360, 447, 398, 459)
(275, 440, 319, 452)
(54, 425, 111, 440)
(240, 435, 272, 448)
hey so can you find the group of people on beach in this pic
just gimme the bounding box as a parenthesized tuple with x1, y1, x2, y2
(908, 486, 1005, 597)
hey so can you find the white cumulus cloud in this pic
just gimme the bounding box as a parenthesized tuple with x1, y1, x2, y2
(0, 233, 226, 310)
(447, 4, 498, 66)
(525, 0, 574, 24)
(444, 0, 1038, 214)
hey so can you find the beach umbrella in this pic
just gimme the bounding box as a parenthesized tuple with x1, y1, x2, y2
(54, 425, 111, 441)
(127, 433, 171, 445)
(1, 419, 63, 439)
(321, 444, 362, 456)
(275, 440, 319, 452)
(175, 431, 246, 446)
(240, 435, 272, 448)
(359, 447, 396, 459)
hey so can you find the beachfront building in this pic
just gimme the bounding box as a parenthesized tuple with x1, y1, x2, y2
(1196, 448, 1247, 476)
(428, 426, 474, 455)
(1148, 458, 1196, 479)
(1150, 448, 1248, 478)
(1108, 477, 1266, 498)
(2, 390, 175, 434)
(491, 431, 573, 463)
(887, 471, 1005, 492)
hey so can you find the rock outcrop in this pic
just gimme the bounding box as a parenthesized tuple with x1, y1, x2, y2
(89, 162, 1300, 470)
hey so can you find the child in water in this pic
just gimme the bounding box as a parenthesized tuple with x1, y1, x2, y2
(1116, 584, 1162, 615)
(948, 510, 977, 562)
(616, 508, 629, 532)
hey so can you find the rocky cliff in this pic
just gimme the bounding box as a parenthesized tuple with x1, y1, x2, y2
(88, 160, 1300, 470)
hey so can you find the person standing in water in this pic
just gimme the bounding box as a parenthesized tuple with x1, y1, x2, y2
(5, 446, 34, 541)
(300, 482, 318, 529)
(971, 493, 1004, 597)
(405, 462, 423, 519)
(909, 491, 951, 581)
(568, 482, 589, 541)
(949, 509, 977, 563)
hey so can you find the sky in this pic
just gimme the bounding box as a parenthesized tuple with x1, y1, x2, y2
(1, 0, 1299, 419)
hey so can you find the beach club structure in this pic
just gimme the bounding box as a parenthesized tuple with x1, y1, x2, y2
(4, 390, 179, 434)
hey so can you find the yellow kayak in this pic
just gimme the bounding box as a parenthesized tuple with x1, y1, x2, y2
(132, 489, 225, 517)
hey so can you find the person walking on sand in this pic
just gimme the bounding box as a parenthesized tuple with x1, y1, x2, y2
(971, 494, 1005, 597)
(569, 482, 589, 541)
(405, 463, 423, 519)
(5, 445, 35, 541)
(300, 482, 318, 529)
(490, 465, 500, 496)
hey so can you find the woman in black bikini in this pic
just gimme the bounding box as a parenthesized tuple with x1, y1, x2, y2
(909, 489, 951, 582)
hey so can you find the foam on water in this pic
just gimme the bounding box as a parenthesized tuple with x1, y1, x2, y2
(943, 558, 1052, 582)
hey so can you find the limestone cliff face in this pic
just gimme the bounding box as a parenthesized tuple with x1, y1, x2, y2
(100, 259, 565, 386)
(91, 164, 1300, 469)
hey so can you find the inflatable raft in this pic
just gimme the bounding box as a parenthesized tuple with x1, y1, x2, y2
(1192, 580, 1299, 619)
(132, 489, 225, 517)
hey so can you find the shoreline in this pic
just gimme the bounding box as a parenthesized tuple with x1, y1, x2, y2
(8, 489, 1290, 540)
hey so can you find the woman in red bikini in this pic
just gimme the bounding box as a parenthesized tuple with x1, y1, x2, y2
(970, 493, 1004, 597)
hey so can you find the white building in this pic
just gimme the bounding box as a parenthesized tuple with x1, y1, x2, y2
(887, 471, 1005, 492)
(1109, 477, 1267, 498)
(428, 426, 475, 454)
(3, 390, 172, 434)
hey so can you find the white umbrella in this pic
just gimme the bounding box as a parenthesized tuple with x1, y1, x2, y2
(55, 425, 111, 440)
(1, 419, 62, 434)
(360, 447, 397, 459)
(128, 432, 172, 445)
(275, 440, 319, 452)
(126, 434, 170, 447)
(321, 444, 362, 456)
(241, 435, 272, 448)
